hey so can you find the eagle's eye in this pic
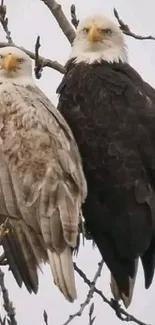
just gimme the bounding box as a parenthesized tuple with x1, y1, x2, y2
(83, 28, 89, 33)
(17, 58, 24, 63)
(101, 28, 112, 35)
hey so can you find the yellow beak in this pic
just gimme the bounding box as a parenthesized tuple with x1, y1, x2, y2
(2, 54, 17, 71)
(87, 24, 103, 43)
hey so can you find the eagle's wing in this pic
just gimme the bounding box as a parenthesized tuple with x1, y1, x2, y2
(0, 82, 87, 301)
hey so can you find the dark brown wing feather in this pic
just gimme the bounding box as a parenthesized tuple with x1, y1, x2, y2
(0, 215, 37, 293)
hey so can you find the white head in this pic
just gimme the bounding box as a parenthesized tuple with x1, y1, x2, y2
(0, 46, 34, 85)
(70, 14, 128, 64)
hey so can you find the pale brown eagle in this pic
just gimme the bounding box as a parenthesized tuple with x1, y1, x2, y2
(0, 46, 87, 302)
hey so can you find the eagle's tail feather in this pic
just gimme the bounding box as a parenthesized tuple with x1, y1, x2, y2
(40, 175, 79, 302)
(47, 246, 77, 302)
(141, 236, 155, 289)
(110, 259, 139, 308)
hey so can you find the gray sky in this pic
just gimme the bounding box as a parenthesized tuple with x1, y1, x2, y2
(1, 0, 155, 324)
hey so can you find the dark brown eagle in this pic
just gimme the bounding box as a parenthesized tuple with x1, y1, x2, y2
(57, 14, 155, 307)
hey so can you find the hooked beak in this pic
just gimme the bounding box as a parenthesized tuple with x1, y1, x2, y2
(87, 24, 103, 43)
(2, 54, 17, 71)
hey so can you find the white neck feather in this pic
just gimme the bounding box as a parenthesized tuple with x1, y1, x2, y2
(70, 40, 128, 65)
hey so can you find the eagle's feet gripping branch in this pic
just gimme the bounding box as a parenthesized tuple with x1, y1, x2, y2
(111, 299, 129, 321)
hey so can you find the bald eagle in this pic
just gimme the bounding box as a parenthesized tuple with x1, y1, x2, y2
(57, 14, 155, 307)
(0, 46, 87, 302)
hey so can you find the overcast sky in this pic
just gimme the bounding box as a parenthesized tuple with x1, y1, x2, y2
(0, 0, 155, 325)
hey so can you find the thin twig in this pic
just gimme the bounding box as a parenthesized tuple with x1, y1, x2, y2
(88, 303, 96, 325)
(0, 0, 13, 43)
(0, 42, 65, 74)
(41, 0, 75, 44)
(0, 268, 17, 325)
(0, 315, 6, 325)
(114, 8, 155, 41)
(74, 263, 150, 325)
(34, 36, 44, 79)
(62, 260, 104, 325)
(70, 5, 79, 29)
(43, 310, 48, 325)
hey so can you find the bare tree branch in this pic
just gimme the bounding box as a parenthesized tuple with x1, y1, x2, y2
(34, 35, 65, 79)
(0, 42, 65, 74)
(74, 263, 151, 325)
(41, 0, 75, 44)
(0, 1, 13, 43)
(0, 268, 17, 325)
(114, 8, 155, 40)
(62, 260, 104, 325)
(40, 1, 155, 44)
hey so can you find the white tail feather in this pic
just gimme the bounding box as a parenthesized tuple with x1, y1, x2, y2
(47, 246, 77, 302)
(110, 259, 139, 308)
